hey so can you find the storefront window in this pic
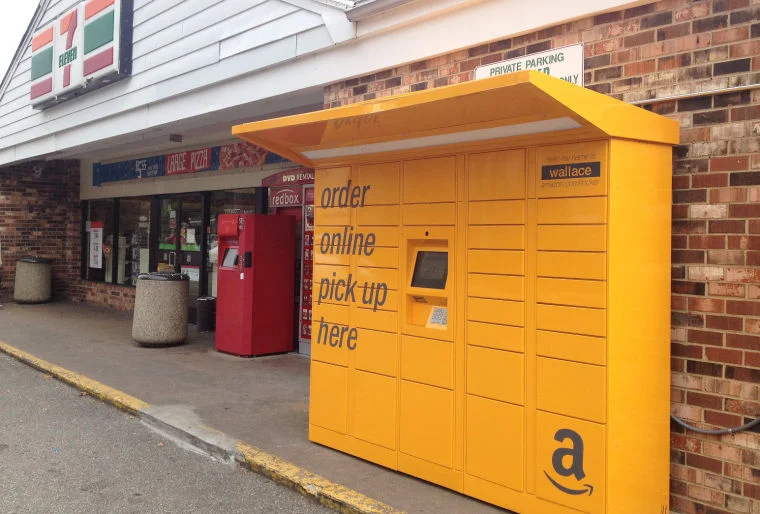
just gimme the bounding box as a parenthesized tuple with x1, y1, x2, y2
(83, 189, 258, 293)
(85, 200, 115, 282)
(118, 198, 151, 286)
(208, 189, 257, 296)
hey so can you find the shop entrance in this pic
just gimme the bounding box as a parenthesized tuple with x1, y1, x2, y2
(147, 189, 263, 323)
(155, 194, 204, 322)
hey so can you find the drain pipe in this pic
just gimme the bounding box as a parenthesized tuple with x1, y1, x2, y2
(671, 413, 760, 436)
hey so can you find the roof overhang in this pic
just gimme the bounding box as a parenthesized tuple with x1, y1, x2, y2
(232, 70, 680, 168)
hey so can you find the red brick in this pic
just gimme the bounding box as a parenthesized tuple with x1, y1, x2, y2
(479, 52, 503, 66)
(610, 47, 641, 64)
(708, 282, 745, 297)
(728, 235, 760, 250)
(673, 204, 688, 219)
(712, 26, 749, 45)
(746, 351, 760, 367)
(706, 347, 744, 365)
(704, 409, 743, 428)
(745, 483, 760, 500)
(727, 365, 760, 382)
(711, 156, 749, 171)
(730, 203, 760, 218)
(687, 454, 724, 474)
(673, 295, 689, 310)
(673, 235, 688, 248)
(674, 220, 708, 234)
(459, 58, 481, 72)
(693, 173, 728, 188)
(748, 284, 760, 298)
(706, 250, 744, 265)
(673, 175, 691, 189)
(705, 315, 743, 331)
(726, 333, 760, 350)
(659, 52, 693, 70)
(725, 398, 760, 416)
(670, 477, 688, 497)
(675, 188, 708, 203)
(708, 220, 745, 233)
(624, 59, 656, 75)
(674, 342, 705, 358)
(688, 329, 725, 346)
(673, 250, 705, 263)
(675, 3, 711, 21)
(680, 127, 710, 144)
(743, 319, 760, 334)
(742, 447, 760, 465)
(710, 187, 747, 203)
(730, 40, 760, 58)
(749, 220, 760, 233)
(687, 391, 724, 409)
(726, 300, 760, 316)
(689, 297, 725, 313)
(731, 105, 760, 121)
(713, 0, 750, 12)
(747, 251, 760, 265)
(689, 235, 726, 249)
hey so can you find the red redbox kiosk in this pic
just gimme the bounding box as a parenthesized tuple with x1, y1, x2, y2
(215, 213, 296, 356)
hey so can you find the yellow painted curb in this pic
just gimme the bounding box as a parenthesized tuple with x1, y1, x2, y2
(0, 339, 402, 514)
(238, 443, 404, 514)
(0, 340, 150, 414)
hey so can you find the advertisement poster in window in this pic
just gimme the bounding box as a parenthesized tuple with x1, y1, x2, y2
(300, 186, 315, 341)
(89, 221, 103, 269)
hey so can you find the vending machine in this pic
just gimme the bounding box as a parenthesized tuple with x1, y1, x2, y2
(215, 213, 296, 356)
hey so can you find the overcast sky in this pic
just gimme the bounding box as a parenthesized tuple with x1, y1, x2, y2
(0, 2, 39, 82)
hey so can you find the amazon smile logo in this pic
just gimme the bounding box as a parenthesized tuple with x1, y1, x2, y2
(544, 428, 594, 497)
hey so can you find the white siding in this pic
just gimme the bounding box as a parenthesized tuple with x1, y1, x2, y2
(0, 0, 343, 163)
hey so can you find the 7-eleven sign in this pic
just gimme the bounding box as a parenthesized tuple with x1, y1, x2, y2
(30, 24, 56, 106)
(55, 4, 85, 98)
(30, 0, 133, 109)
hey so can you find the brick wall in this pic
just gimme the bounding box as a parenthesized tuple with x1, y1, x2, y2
(0, 160, 137, 312)
(82, 281, 136, 312)
(324, 1, 760, 512)
(0, 160, 83, 303)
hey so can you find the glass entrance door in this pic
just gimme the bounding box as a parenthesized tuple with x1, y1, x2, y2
(157, 194, 204, 322)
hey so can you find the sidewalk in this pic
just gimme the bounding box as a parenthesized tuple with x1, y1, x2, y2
(0, 302, 504, 514)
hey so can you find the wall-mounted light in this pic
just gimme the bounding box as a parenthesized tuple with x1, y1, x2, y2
(169, 134, 183, 143)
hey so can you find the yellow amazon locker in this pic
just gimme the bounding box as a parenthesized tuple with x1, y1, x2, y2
(233, 70, 677, 514)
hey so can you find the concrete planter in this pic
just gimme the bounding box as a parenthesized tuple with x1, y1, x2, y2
(14, 257, 52, 304)
(132, 272, 189, 346)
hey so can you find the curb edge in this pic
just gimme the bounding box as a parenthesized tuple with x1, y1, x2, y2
(0, 339, 403, 514)
(0, 340, 149, 414)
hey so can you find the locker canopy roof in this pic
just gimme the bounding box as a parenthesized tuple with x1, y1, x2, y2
(232, 70, 679, 167)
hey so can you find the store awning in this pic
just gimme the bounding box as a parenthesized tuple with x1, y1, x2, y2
(232, 70, 680, 168)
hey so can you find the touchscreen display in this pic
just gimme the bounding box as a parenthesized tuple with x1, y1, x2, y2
(411, 251, 448, 289)
(222, 248, 239, 268)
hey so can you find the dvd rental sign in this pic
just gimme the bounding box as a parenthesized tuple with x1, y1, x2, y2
(30, 0, 133, 109)
(269, 188, 303, 207)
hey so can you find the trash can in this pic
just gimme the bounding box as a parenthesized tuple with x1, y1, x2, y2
(132, 272, 189, 346)
(14, 257, 52, 304)
(196, 296, 216, 332)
